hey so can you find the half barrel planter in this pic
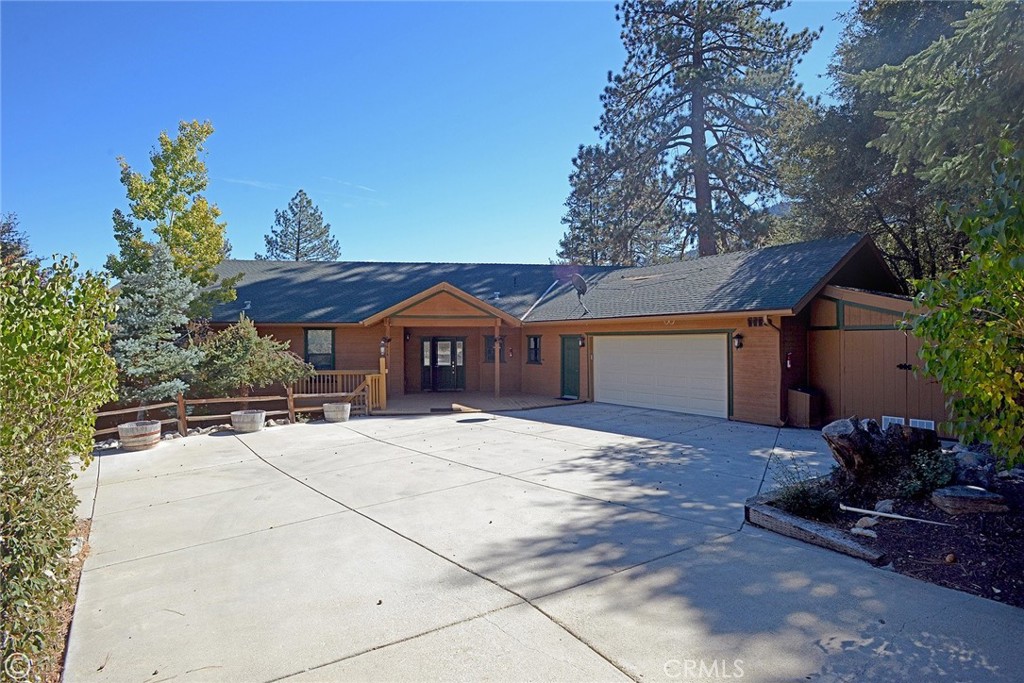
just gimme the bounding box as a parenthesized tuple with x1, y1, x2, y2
(323, 403, 352, 423)
(117, 420, 162, 451)
(231, 409, 266, 433)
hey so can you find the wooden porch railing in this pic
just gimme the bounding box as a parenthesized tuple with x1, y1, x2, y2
(293, 370, 386, 411)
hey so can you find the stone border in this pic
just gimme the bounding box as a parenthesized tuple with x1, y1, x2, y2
(745, 491, 887, 566)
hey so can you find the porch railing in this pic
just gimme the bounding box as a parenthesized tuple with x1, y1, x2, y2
(293, 370, 386, 411)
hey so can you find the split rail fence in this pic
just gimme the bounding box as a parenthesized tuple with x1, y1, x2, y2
(93, 370, 385, 440)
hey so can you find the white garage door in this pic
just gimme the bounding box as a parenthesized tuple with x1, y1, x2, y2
(593, 334, 728, 417)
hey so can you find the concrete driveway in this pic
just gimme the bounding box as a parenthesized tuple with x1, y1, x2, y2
(66, 404, 1021, 682)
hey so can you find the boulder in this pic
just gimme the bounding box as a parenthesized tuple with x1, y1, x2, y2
(954, 450, 996, 488)
(931, 486, 1008, 515)
(874, 499, 895, 514)
(822, 417, 940, 479)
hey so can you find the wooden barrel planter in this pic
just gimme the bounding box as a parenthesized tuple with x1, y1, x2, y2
(231, 409, 266, 433)
(117, 420, 162, 451)
(323, 403, 351, 423)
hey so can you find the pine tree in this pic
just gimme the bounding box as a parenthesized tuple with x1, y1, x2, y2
(561, 0, 817, 262)
(111, 242, 203, 406)
(257, 190, 340, 261)
(768, 0, 971, 283)
(859, 0, 1024, 189)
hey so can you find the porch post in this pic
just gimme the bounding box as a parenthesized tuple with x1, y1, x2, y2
(493, 318, 501, 399)
(379, 317, 390, 410)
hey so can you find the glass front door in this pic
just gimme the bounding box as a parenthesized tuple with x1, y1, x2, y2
(421, 337, 465, 391)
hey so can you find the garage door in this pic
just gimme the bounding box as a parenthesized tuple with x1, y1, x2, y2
(593, 334, 728, 417)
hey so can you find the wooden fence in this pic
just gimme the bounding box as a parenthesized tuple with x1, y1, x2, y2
(95, 371, 385, 440)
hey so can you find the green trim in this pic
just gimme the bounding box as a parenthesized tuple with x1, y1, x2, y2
(845, 324, 902, 331)
(587, 329, 734, 337)
(820, 294, 906, 318)
(390, 290, 506, 320)
(483, 335, 507, 363)
(588, 330, 733, 418)
(837, 301, 845, 330)
(727, 332, 734, 418)
(526, 335, 542, 365)
(303, 327, 335, 370)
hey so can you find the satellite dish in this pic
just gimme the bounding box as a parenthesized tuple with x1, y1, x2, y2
(570, 273, 591, 316)
(571, 273, 588, 296)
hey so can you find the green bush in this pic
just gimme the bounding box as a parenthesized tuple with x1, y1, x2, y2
(0, 257, 117, 676)
(189, 313, 313, 398)
(908, 144, 1024, 465)
(895, 449, 956, 499)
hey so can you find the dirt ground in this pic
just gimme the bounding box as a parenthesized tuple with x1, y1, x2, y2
(832, 477, 1024, 609)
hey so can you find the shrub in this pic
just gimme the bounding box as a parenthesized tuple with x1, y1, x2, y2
(190, 313, 313, 398)
(895, 449, 956, 499)
(771, 462, 840, 521)
(0, 257, 117, 677)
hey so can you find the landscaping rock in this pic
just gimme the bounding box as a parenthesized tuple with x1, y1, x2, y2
(874, 499, 895, 514)
(931, 486, 1009, 515)
(850, 527, 878, 539)
(954, 450, 997, 488)
(855, 516, 879, 528)
(822, 417, 939, 479)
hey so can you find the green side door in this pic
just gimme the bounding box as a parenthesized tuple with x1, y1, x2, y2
(561, 335, 581, 399)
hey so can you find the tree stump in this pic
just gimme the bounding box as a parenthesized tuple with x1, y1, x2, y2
(821, 417, 940, 480)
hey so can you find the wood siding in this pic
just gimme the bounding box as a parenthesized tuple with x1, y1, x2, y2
(807, 288, 950, 435)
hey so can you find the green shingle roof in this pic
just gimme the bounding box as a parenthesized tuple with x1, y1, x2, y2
(210, 234, 875, 324)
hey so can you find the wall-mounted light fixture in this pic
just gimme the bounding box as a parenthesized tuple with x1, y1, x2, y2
(405, 332, 411, 342)
(733, 334, 744, 349)
(379, 337, 391, 357)
(578, 336, 587, 348)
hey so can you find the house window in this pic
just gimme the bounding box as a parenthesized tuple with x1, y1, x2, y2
(484, 335, 506, 363)
(304, 328, 335, 370)
(527, 336, 542, 364)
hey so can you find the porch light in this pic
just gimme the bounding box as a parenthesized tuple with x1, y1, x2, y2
(379, 337, 391, 356)
(578, 337, 586, 348)
(733, 334, 744, 349)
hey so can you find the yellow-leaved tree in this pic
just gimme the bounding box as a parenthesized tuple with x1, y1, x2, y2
(106, 120, 239, 317)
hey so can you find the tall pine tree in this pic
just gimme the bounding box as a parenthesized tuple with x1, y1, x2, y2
(560, 0, 817, 263)
(257, 189, 340, 261)
(768, 0, 971, 283)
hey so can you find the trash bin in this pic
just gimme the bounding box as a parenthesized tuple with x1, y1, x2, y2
(788, 387, 822, 428)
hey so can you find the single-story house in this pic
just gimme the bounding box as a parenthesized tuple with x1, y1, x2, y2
(211, 234, 949, 432)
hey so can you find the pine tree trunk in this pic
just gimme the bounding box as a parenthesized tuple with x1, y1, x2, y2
(690, 20, 718, 258)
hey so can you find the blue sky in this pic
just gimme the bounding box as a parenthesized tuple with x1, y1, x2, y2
(1, 1, 851, 270)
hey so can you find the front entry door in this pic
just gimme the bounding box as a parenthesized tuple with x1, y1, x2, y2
(421, 337, 466, 391)
(561, 335, 581, 399)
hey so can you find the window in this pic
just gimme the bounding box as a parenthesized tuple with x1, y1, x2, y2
(483, 335, 506, 363)
(304, 328, 335, 370)
(527, 335, 542, 364)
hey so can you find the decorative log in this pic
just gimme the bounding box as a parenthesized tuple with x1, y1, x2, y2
(822, 416, 940, 480)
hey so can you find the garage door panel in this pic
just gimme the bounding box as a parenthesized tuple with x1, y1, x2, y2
(593, 335, 728, 418)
